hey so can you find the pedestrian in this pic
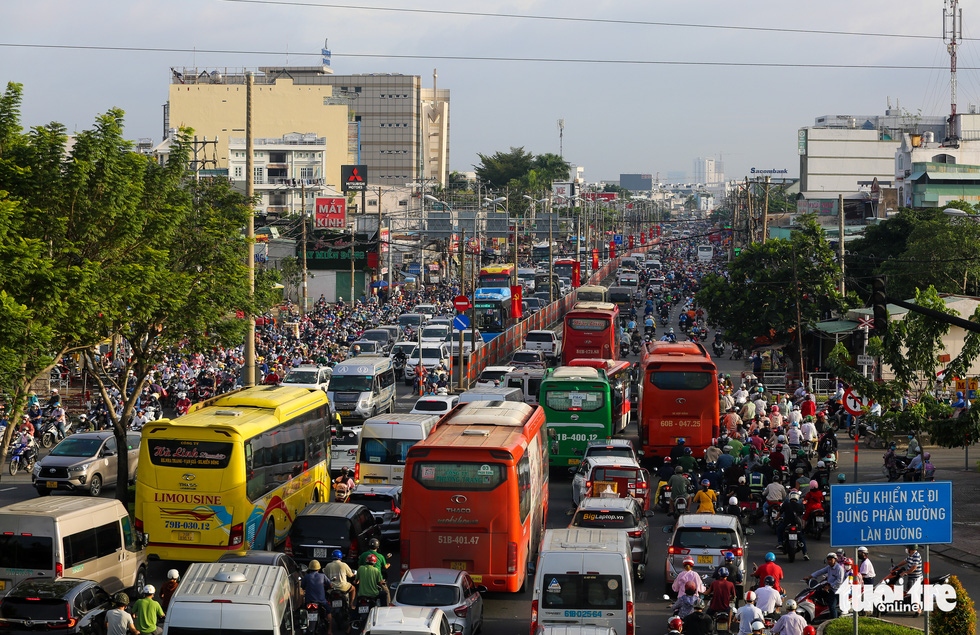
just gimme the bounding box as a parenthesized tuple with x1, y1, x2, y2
(132, 586, 165, 635)
(104, 593, 139, 635)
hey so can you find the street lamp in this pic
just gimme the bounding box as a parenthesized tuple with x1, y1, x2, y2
(424, 194, 454, 285)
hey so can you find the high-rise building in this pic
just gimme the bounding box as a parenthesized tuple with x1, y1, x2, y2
(693, 157, 723, 185)
(165, 65, 450, 188)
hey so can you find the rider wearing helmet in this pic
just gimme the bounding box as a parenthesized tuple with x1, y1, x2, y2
(751, 552, 785, 593)
(301, 559, 330, 607)
(713, 551, 745, 603)
(358, 537, 389, 573)
(355, 553, 388, 606)
(683, 597, 713, 635)
(667, 616, 684, 634)
(158, 570, 180, 612)
(324, 550, 357, 604)
(801, 479, 825, 524)
(775, 491, 809, 561)
(755, 575, 782, 615)
(736, 591, 765, 635)
(672, 582, 701, 620)
(691, 479, 718, 514)
(771, 598, 806, 635)
(669, 438, 688, 461)
(706, 567, 736, 618)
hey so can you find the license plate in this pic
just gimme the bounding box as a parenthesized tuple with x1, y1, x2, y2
(788, 533, 798, 540)
(331, 600, 343, 608)
(314, 548, 329, 559)
(46, 481, 58, 489)
(359, 605, 370, 614)
(816, 516, 825, 523)
(0, 581, 6, 591)
(697, 555, 713, 564)
(450, 561, 468, 571)
(307, 613, 318, 622)
(363, 477, 383, 483)
(340, 411, 352, 416)
(568, 458, 581, 465)
(175, 531, 198, 542)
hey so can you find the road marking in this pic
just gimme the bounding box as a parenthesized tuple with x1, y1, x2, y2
(0, 487, 16, 492)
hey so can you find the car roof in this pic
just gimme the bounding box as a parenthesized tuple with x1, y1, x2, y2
(61, 431, 115, 441)
(298, 502, 365, 519)
(675, 513, 741, 530)
(399, 568, 465, 585)
(217, 550, 288, 565)
(7, 578, 94, 598)
(483, 365, 516, 372)
(350, 484, 402, 497)
(575, 497, 642, 513)
(586, 438, 635, 449)
(414, 395, 457, 404)
(585, 456, 642, 468)
(290, 364, 329, 371)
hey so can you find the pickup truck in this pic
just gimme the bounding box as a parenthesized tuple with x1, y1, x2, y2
(524, 329, 562, 362)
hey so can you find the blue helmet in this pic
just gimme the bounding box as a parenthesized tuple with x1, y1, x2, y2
(765, 552, 776, 562)
(331, 549, 344, 560)
(723, 551, 735, 562)
(718, 567, 730, 578)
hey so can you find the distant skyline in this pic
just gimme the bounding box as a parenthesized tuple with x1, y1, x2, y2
(0, 1, 973, 183)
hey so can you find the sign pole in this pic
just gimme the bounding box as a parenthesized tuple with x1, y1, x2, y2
(923, 544, 930, 635)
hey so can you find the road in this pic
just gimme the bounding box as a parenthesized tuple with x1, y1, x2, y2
(2, 312, 977, 633)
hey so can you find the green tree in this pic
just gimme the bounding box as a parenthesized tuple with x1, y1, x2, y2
(473, 146, 534, 188)
(930, 575, 976, 635)
(531, 153, 570, 185)
(696, 214, 850, 355)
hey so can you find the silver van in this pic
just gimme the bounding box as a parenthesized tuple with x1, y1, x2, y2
(164, 562, 303, 635)
(531, 529, 634, 635)
(0, 497, 147, 597)
(502, 368, 546, 406)
(457, 386, 524, 404)
(328, 357, 397, 424)
(356, 413, 441, 484)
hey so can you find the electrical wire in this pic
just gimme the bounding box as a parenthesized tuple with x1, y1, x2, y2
(0, 42, 968, 70)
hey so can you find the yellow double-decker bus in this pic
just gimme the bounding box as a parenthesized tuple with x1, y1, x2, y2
(135, 386, 332, 561)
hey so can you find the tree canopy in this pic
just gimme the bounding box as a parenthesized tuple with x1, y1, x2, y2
(473, 146, 570, 193)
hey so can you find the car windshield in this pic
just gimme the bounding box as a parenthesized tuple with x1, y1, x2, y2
(526, 332, 552, 342)
(413, 400, 451, 412)
(395, 583, 460, 607)
(283, 370, 318, 384)
(398, 315, 423, 327)
(479, 369, 508, 382)
(49, 437, 102, 457)
(393, 344, 417, 357)
(420, 348, 444, 360)
(512, 353, 539, 363)
(330, 375, 374, 392)
(674, 529, 738, 549)
(362, 331, 388, 343)
(348, 494, 395, 513)
(422, 327, 448, 338)
(586, 448, 635, 460)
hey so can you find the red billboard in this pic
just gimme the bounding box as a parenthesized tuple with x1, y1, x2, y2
(314, 197, 347, 229)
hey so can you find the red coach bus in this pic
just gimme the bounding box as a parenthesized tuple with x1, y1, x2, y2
(401, 401, 549, 593)
(638, 341, 719, 460)
(561, 302, 620, 365)
(566, 358, 633, 433)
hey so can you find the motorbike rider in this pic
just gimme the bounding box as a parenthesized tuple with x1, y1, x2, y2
(856, 546, 876, 585)
(357, 539, 390, 604)
(771, 600, 807, 635)
(667, 466, 691, 515)
(46, 389, 62, 410)
(705, 567, 736, 618)
(355, 554, 387, 607)
(817, 426, 838, 460)
(755, 576, 782, 615)
(690, 479, 718, 514)
(51, 403, 68, 440)
(324, 550, 357, 607)
(751, 552, 785, 593)
(905, 434, 920, 460)
(676, 447, 698, 475)
(672, 557, 706, 599)
(301, 559, 330, 620)
(896, 545, 922, 589)
(804, 552, 846, 620)
(714, 551, 744, 602)
(774, 491, 809, 560)
(735, 591, 765, 635)
(18, 414, 35, 439)
(801, 480, 825, 525)
(333, 467, 354, 502)
(811, 461, 830, 490)
(682, 598, 713, 635)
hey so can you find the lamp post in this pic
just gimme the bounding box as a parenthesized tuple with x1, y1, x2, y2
(424, 194, 453, 286)
(484, 195, 508, 281)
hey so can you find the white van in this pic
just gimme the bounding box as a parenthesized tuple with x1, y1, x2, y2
(362, 607, 452, 635)
(164, 562, 301, 635)
(328, 356, 397, 424)
(356, 413, 442, 484)
(502, 368, 547, 406)
(531, 529, 634, 635)
(0, 497, 147, 597)
(457, 387, 524, 404)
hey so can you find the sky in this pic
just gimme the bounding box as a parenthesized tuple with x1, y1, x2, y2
(1, 0, 978, 183)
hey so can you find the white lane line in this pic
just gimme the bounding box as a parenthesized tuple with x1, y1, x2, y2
(0, 487, 16, 492)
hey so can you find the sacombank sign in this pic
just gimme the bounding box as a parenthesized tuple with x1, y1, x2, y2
(750, 167, 790, 175)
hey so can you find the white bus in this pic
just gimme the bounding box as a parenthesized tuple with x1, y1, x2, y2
(697, 244, 714, 262)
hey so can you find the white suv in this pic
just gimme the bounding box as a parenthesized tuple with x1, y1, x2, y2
(404, 342, 451, 384)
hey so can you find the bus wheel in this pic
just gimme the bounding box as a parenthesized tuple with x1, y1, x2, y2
(264, 520, 276, 551)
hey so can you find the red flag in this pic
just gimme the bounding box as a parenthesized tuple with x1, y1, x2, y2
(609, 241, 617, 259)
(511, 285, 523, 319)
(591, 248, 599, 270)
(628, 235, 634, 249)
(572, 261, 581, 288)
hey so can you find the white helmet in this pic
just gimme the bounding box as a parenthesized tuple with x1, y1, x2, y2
(817, 460, 825, 468)
(167, 569, 180, 580)
(728, 496, 738, 506)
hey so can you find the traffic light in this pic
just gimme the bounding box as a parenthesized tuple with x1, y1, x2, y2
(872, 276, 888, 331)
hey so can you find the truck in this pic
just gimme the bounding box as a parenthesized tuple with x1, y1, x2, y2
(524, 329, 562, 362)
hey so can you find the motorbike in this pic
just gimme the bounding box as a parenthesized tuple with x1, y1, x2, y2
(9, 437, 38, 476)
(673, 493, 688, 519)
(713, 603, 734, 633)
(350, 594, 383, 634)
(38, 417, 70, 449)
(392, 354, 407, 379)
(630, 341, 642, 356)
(794, 578, 836, 624)
(327, 587, 351, 634)
(782, 521, 803, 563)
(304, 602, 327, 635)
(657, 482, 672, 513)
(729, 347, 743, 360)
(804, 508, 827, 541)
(659, 315, 668, 327)
(712, 341, 725, 357)
(766, 501, 782, 529)
(882, 455, 909, 482)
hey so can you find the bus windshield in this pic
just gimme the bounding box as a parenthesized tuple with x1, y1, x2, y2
(361, 438, 414, 465)
(545, 390, 605, 411)
(649, 371, 714, 391)
(330, 375, 375, 392)
(567, 318, 609, 331)
(412, 462, 506, 490)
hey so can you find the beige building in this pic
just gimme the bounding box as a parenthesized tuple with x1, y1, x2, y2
(165, 66, 450, 190)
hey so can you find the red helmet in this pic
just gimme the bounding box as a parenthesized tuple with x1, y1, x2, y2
(366, 554, 378, 564)
(668, 617, 683, 631)
(803, 627, 817, 635)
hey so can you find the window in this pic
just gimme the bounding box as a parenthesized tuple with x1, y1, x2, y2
(362, 438, 414, 466)
(62, 521, 121, 568)
(0, 534, 53, 570)
(545, 390, 605, 412)
(412, 462, 505, 491)
(517, 454, 531, 522)
(254, 166, 265, 185)
(300, 167, 314, 180)
(122, 516, 137, 551)
(540, 574, 624, 609)
(234, 166, 243, 178)
(649, 371, 714, 391)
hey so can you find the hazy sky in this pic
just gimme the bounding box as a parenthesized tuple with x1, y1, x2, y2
(1, 1, 975, 183)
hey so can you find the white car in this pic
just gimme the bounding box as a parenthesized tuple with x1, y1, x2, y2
(410, 395, 460, 416)
(420, 324, 452, 343)
(446, 329, 484, 356)
(414, 304, 437, 321)
(280, 364, 332, 393)
(349, 340, 382, 357)
(404, 342, 451, 384)
(475, 365, 516, 388)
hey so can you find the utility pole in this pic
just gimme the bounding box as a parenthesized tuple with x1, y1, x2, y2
(745, 177, 754, 244)
(301, 180, 308, 316)
(378, 185, 385, 298)
(761, 176, 770, 244)
(838, 194, 846, 295)
(548, 195, 554, 305)
(244, 71, 255, 388)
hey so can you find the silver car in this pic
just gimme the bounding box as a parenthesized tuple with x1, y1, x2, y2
(392, 568, 486, 635)
(32, 432, 141, 497)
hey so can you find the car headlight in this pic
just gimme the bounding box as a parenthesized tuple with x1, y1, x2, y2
(357, 399, 370, 409)
(32, 463, 41, 476)
(68, 464, 88, 474)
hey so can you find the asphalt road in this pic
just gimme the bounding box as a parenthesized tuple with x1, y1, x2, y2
(2, 308, 977, 633)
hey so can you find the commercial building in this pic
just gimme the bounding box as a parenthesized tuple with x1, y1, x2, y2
(165, 65, 450, 189)
(894, 112, 980, 208)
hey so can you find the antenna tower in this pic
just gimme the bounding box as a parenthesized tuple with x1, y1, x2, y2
(944, 0, 962, 137)
(558, 119, 565, 158)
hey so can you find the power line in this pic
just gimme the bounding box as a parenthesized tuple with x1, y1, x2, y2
(215, 0, 945, 41)
(0, 42, 968, 70)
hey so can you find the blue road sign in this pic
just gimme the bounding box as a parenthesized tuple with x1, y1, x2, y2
(830, 482, 952, 547)
(407, 263, 422, 275)
(453, 314, 470, 330)
(614, 235, 623, 245)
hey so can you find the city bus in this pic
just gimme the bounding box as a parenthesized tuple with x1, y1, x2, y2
(574, 284, 608, 304)
(697, 244, 713, 262)
(538, 363, 627, 466)
(553, 258, 579, 281)
(135, 386, 332, 561)
(638, 341, 719, 461)
(561, 302, 620, 365)
(531, 242, 555, 265)
(473, 286, 515, 341)
(401, 401, 549, 593)
(567, 358, 633, 434)
(478, 264, 515, 288)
